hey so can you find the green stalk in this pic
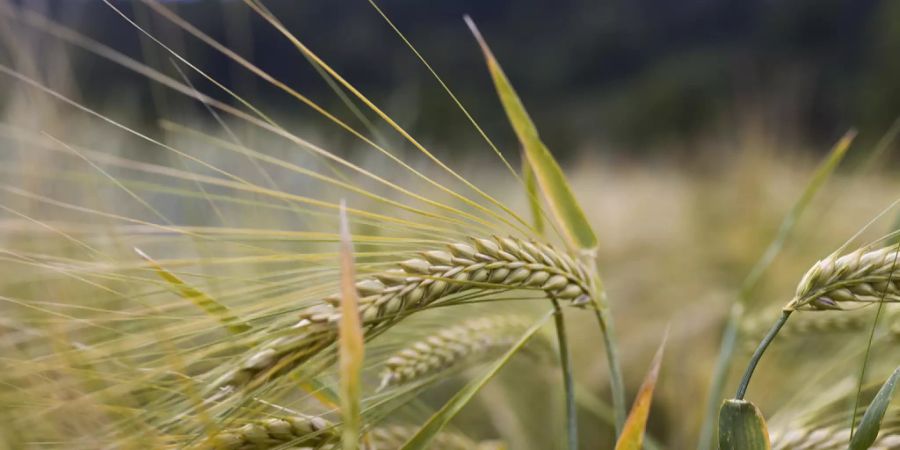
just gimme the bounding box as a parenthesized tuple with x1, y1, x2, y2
(552, 299, 578, 450)
(735, 311, 792, 400)
(697, 133, 852, 450)
(594, 300, 626, 437)
(697, 304, 741, 449)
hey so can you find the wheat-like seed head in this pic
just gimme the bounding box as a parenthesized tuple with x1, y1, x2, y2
(199, 414, 336, 449)
(213, 236, 593, 393)
(377, 315, 534, 389)
(785, 244, 900, 311)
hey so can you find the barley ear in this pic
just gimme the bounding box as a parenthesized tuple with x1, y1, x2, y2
(785, 244, 900, 311)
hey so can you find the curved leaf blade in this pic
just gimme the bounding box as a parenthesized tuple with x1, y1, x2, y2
(850, 366, 900, 450)
(465, 16, 596, 252)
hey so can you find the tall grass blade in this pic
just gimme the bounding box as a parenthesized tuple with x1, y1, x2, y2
(133, 247, 251, 335)
(338, 201, 365, 450)
(699, 131, 855, 449)
(849, 367, 900, 450)
(523, 158, 545, 235)
(614, 330, 668, 450)
(464, 15, 626, 434)
(398, 310, 553, 450)
(464, 16, 597, 252)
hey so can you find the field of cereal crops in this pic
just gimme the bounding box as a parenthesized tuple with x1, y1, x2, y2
(1, 2, 899, 449)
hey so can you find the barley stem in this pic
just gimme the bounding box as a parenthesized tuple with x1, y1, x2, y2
(593, 302, 626, 436)
(735, 310, 792, 400)
(552, 298, 578, 450)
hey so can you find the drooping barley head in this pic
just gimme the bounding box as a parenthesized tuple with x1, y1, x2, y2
(213, 236, 592, 394)
(785, 244, 900, 311)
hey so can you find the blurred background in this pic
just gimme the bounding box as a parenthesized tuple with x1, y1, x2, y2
(6, 0, 900, 159)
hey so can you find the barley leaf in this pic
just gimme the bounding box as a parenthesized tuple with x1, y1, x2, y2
(338, 200, 364, 450)
(614, 331, 668, 450)
(523, 157, 545, 235)
(398, 310, 553, 450)
(465, 16, 596, 252)
(133, 247, 250, 335)
(718, 399, 771, 450)
(849, 366, 900, 450)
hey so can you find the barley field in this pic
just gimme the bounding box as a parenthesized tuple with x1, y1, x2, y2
(0, 1, 898, 449)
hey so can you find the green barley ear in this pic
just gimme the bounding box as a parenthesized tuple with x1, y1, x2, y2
(718, 399, 771, 450)
(785, 244, 900, 311)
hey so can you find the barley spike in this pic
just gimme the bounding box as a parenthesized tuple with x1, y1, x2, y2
(377, 315, 534, 389)
(785, 244, 900, 311)
(213, 236, 592, 393)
